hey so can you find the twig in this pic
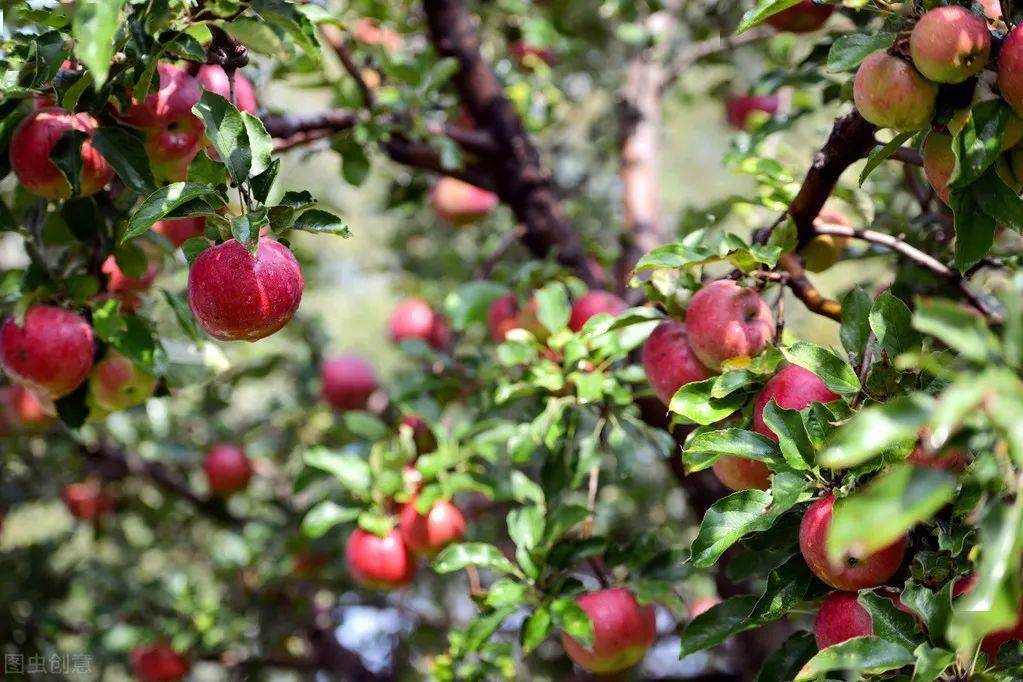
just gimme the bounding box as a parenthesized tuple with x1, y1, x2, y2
(661, 27, 773, 92)
(321, 25, 377, 109)
(474, 224, 526, 278)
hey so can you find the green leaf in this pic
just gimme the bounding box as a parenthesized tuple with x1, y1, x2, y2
(301, 500, 360, 538)
(754, 631, 817, 682)
(303, 447, 371, 497)
(486, 580, 528, 608)
(356, 510, 394, 536)
(860, 132, 917, 185)
(125, 183, 222, 241)
(521, 604, 553, 653)
(682, 428, 781, 473)
(858, 590, 923, 652)
(795, 637, 914, 680)
(542, 505, 589, 546)
(551, 598, 593, 648)
(433, 543, 522, 577)
(818, 393, 932, 468)
(737, 0, 802, 32)
(950, 100, 1010, 189)
(749, 554, 815, 621)
(192, 92, 251, 183)
(950, 182, 997, 272)
(840, 287, 873, 361)
(249, 157, 279, 204)
(465, 606, 516, 653)
(679, 595, 760, 657)
(870, 292, 920, 359)
(535, 282, 570, 334)
(507, 506, 544, 551)
(691, 490, 775, 567)
(341, 411, 391, 441)
(670, 377, 746, 425)
(762, 401, 814, 470)
(49, 129, 89, 197)
(71, 0, 126, 86)
(911, 644, 954, 682)
(912, 297, 998, 363)
(970, 166, 1023, 234)
(901, 582, 953, 646)
(830, 33, 898, 72)
(782, 342, 859, 395)
(443, 281, 508, 331)
(188, 150, 230, 188)
(291, 208, 351, 237)
(827, 465, 956, 563)
(241, 111, 273, 178)
(90, 127, 155, 194)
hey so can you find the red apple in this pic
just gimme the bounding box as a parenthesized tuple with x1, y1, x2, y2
(430, 177, 498, 226)
(388, 298, 451, 349)
(102, 255, 159, 293)
(62, 481, 116, 520)
(0, 384, 54, 433)
(753, 364, 840, 441)
(187, 238, 304, 342)
(766, 0, 834, 33)
(88, 351, 157, 412)
(953, 574, 1023, 659)
(815, 591, 873, 648)
(712, 456, 771, 491)
(203, 444, 253, 495)
(512, 41, 556, 68)
(401, 414, 437, 454)
(399, 498, 466, 556)
(153, 216, 206, 248)
(124, 63, 204, 182)
(320, 355, 378, 411)
(568, 290, 628, 332)
(999, 28, 1023, 118)
(9, 108, 113, 199)
(724, 95, 779, 130)
(486, 294, 547, 341)
(345, 528, 417, 589)
(561, 588, 657, 674)
(684, 280, 774, 370)
(907, 445, 969, 472)
(0, 306, 95, 398)
(641, 319, 712, 406)
(195, 64, 258, 115)
(910, 6, 991, 84)
(352, 18, 402, 52)
(853, 51, 937, 131)
(921, 132, 955, 205)
(688, 596, 721, 619)
(130, 643, 190, 682)
(799, 494, 907, 591)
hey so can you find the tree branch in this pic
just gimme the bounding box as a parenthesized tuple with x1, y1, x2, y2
(262, 110, 359, 139)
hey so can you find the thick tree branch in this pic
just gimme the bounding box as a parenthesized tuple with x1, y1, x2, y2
(262, 111, 359, 139)
(422, 0, 597, 286)
(777, 254, 842, 321)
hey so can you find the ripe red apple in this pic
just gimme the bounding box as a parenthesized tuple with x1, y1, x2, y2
(345, 528, 417, 589)
(641, 319, 712, 405)
(430, 177, 498, 226)
(88, 351, 157, 412)
(0, 306, 95, 398)
(399, 498, 466, 556)
(388, 298, 451, 349)
(62, 481, 116, 520)
(999, 28, 1023, 118)
(486, 294, 547, 341)
(814, 591, 873, 648)
(853, 51, 938, 131)
(130, 643, 190, 682)
(0, 384, 54, 433)
(352, 17, 402, 52)
(153, 216, 206, 248)
(921, 133, 955, 205)
(568, 290, 628, 332)
(801, 208, 851, 272)
(320, 355, 378, 411)
(101, 255, 159, 293)
(684, 280, 774, 371)
(953, 574, 1023, 659)
(712, 456, 771, 491)
(910, 7, 990, 84)
(9, 108, 113, 199)
(203, 444, 253, 495)
(766, 0, 834, 33)
(799, 494, 907, 591)
(908, 445, 969, 471)
(195, 64, 258, 115)
(512, 41, 556, 68)
(187, 238, 304, 342)
(401, 414, 437, 454)
(753, 364, 840, 441)
(124, 63, 204, 182)
(561, 588, 657, 674)
(724, 95, 779, 130)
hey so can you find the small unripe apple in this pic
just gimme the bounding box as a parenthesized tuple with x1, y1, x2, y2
(188, 238, 304, 342)
(153, 217, 206, 248)
(204, 444, 253, 495)
(724, 94, 780, 130)
(1003, 30, 1023, 118)
(130, 643, 190, 682)
(568, 290, 628, 332)
(854, 51, 937, 131)
(641, 319, 712, 406)
(195, 65, 258, 115)
(753, 365, 839, 441)
(430, 177, 498, 226)
(88, 351, 157, 412)
(388, 298, 451, 349)
(124, 63, 204, 183)
(907, 445, 969, 472)
(910, 7, 990, 84)
(766, 0, 834, 33)
(684, 280, 774, 371)
(399, 498, 466, 556)
(801, 208, 851, 272)
(320, 355, 378, 411)
(712, 456, 771, 491)
(62, 481, 116, 520)
(345, 528, 417, 589)
(0, 306, 95, 398)
(101, 255, 159, 293)
(0, 384, 54, 433)
(953, 574, 1023, 659)
(9, 108, 113, 199)
(561, 588, 657, 674)
(799, 494, 907, 590)
(814, 591, 873, 648)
